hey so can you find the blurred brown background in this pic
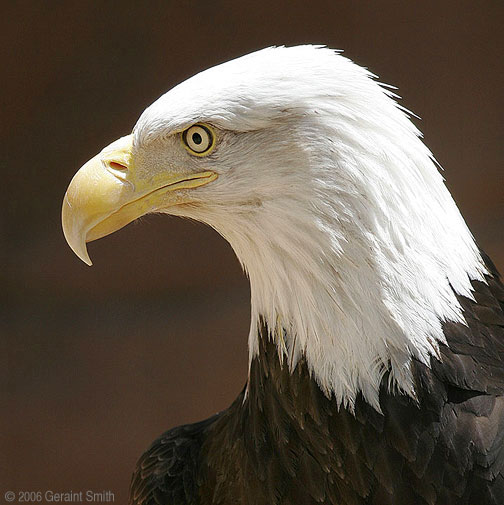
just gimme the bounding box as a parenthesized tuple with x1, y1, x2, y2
(2, 1, 503, 502)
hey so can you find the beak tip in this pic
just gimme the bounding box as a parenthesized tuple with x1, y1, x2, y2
(82, 254, 93, 267)
(73, 241, 93, 266)
(68, 240, 93, 266)
(62, 192, 94, 266)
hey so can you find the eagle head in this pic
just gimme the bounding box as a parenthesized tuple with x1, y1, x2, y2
(62, 46, 485, 409)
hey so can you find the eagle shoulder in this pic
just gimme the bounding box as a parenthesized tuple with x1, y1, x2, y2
(129, 416, 216, 505)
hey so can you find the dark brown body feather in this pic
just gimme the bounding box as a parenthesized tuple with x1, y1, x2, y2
(129, 254, 504, 504)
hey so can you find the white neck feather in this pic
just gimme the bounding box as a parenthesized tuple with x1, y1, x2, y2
(210, 104, 485, 411)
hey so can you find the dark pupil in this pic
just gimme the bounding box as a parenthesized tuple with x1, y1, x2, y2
(192, 132, 203, 145)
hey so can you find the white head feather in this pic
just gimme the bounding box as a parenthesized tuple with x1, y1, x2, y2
(134, 46, 486, 409)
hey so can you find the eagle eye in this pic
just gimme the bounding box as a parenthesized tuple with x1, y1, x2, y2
(182, 124, 215, 156)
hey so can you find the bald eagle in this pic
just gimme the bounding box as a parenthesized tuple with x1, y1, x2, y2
(62, 46, 504, 504)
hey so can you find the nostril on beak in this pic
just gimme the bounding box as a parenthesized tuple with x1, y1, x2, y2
(109, 161, 128, 171)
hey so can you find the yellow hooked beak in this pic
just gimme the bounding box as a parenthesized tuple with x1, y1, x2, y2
(61, 134, 217, 265)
